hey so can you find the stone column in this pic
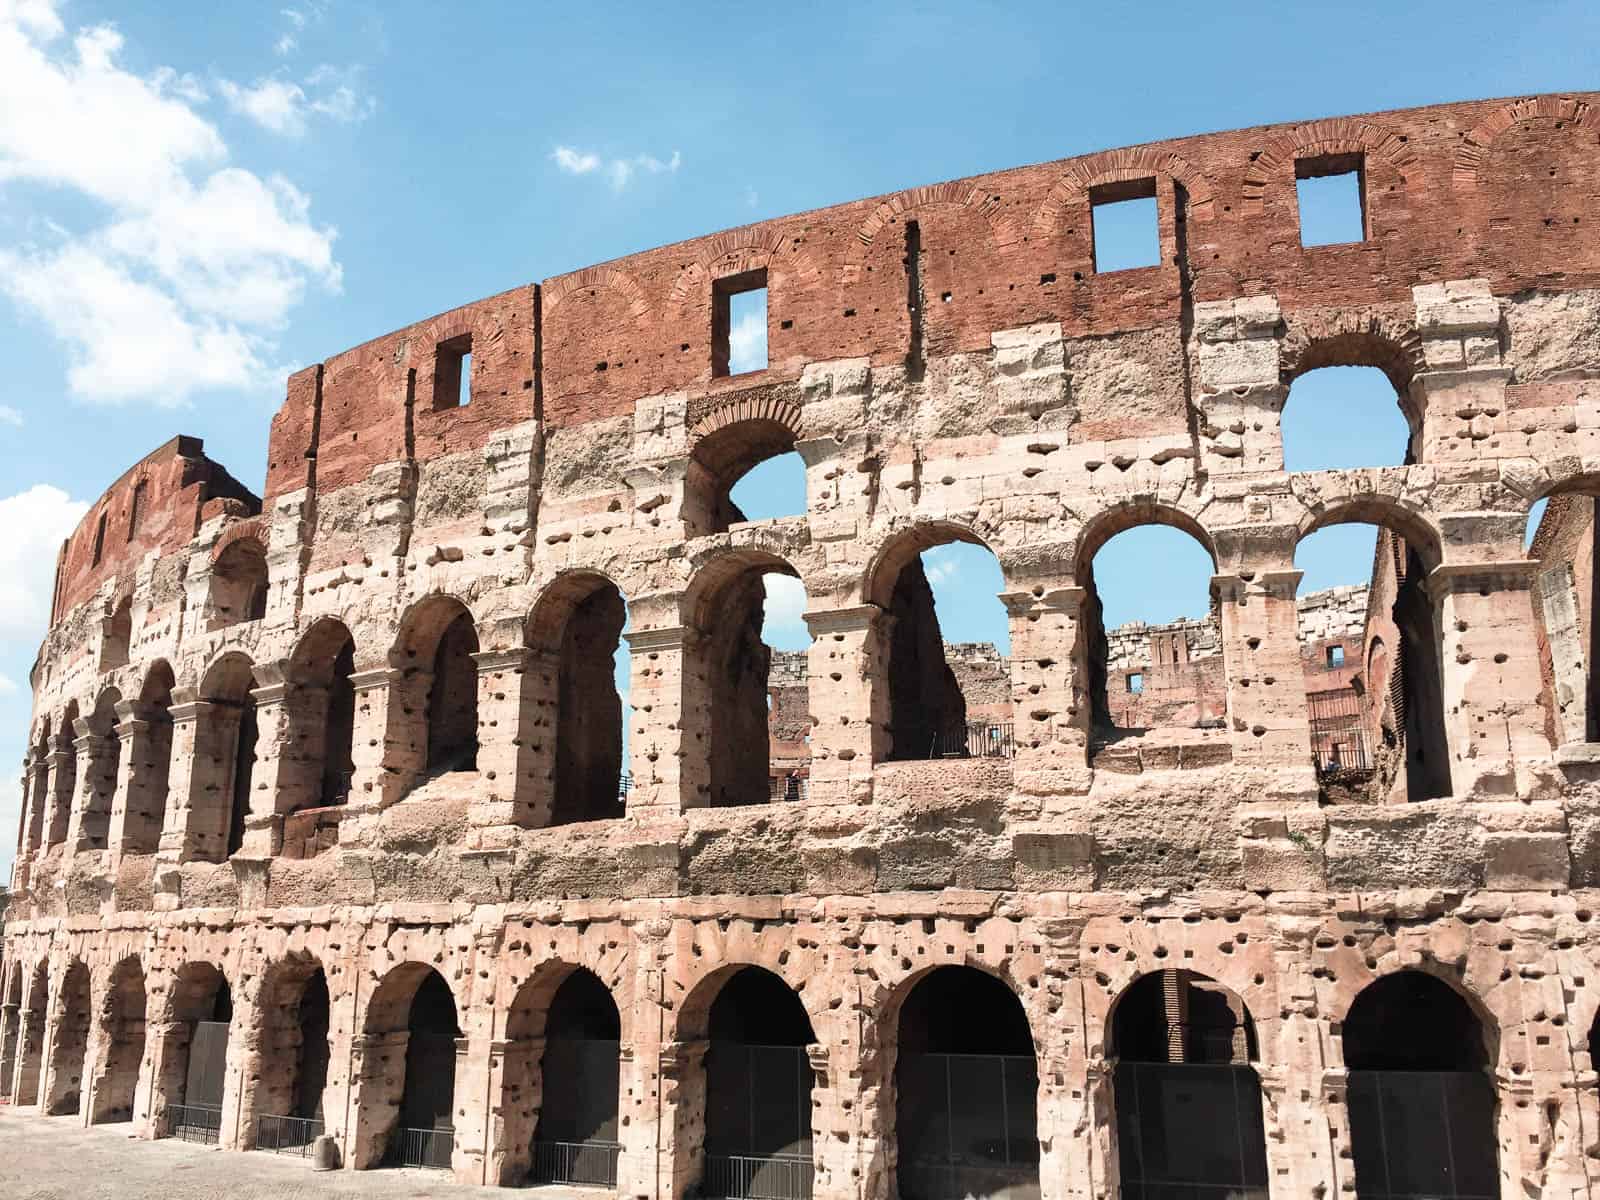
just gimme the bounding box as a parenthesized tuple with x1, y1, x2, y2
(129, 1017, 164, 1138)
(660, 1038, 710, 1200)
(485, 1034, 542, 1185)
(1261, 923, 1339, 1200)
(353, 666, 433, 810)
(1409, 278, 1508, 463)
(803, 605, 890, 807)
(143, 1018, 190, 1139)
(1214, 570, 1317, 781)
(1003, 586, 1093, 802)
(625, 626, 708, 816)
(43, 734, 76, 847)
(346, 1029, 409, 1169)
(157, 699, 240, 865)
(238, 682, 296, 858)
(24, 754, 49, 856)
(0, 997, 18, 1102)
(470, 647, 549, 836)
(107, 701, 170, 857)
(1189, 296, 1286, 474)
(449, 1034, 483, 1184)
(1432, 560, 1565, 807)
(67, 723, 118, 853)
(12, 987, 45, 1106)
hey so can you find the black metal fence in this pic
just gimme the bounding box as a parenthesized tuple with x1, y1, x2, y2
(925, 722, 1017, 760)
(1113, 1061, 1269, 1200)
(1307, 688, 1371, 775)
(896, 1052, 1039, 1200)
(1346, 1070, 1498, 1200)
(531, 1139, 622, 1187)
(167, 1102, 223, 1145)
(703, 1152, 813, 1200)
(391, 1125, 454, 1170)
(898, 1162, 1040, 1200)
(255, 1112, 325, 1157)
(767, 775, 810, 802)
(619, 771, 633, 798)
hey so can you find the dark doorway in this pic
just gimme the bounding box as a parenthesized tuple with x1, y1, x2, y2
(703, 968, 815, 1200)
(531, 969, 622, 1186)
(391, 970, 459, 1169)
(552, 584, 626, 824)
(92, 959, 146, 1124)
(169, 971, 231, 1144)
(895, 967, 1039, 1200)
(427, 612, 479, 772)
(228, 695, 257, 856)
(1344, 972, 1497, 1200)
(46, 962, 92, 1115)
(1111, 970, 1269, 1200)
(322, 639, 356, 806)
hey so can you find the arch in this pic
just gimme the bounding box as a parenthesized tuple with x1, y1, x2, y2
(542, 264, 652, 323)
(1294, 493, 1443, 574)
(12, 960, 49, 1105)
(1279, 314, 1422, 401)
(357, 962, 460, 1170)
(91, 956, 146, 1124)
(156, 962, 232, 1142)
(198, 652, 258, 858)
(666, 229, 824, 310)
(45, 700, 80, 847)
(207, 535, 269, 629)
(1073, 504, 1218, 589)
(1454, 95, 1600, 191)
(848, 182, 1020, 269)
(288, 618, 359, 811)
(1342, 971, 1499, 1198)
(1109, 970, 1268, 1199)
(119, 660, 176, 855)
(0, 961, 21, 1101)
(677, 965, 816, 1200)
(45, 960, 92, 1115)
(252, 955, 332, 1149)
(394, 594, 479, 777)
(528, 572, 628, 825)
(893, 966, 1039, 1200)
(504, 965, 625, 1187)
(1240, 116, 1417, 214)
(686, 397, 807, 535)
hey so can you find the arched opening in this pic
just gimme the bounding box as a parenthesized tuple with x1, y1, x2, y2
(125, 662, 176, 854)
(1110, 970, 1269, 1199)
(253, 961, 332, 1152)
(1079, 518, 1222, 760)
(699, 967, 816, 1200)
(91, 957, 146, 1125)
(1281, 365, 1414, 472)
(1296, 518, 1450, 802)
(395, 597, 480, 784)
(1526, 490, 1600, 746)
(530, 575, 629, 825)
(13, 962, 48, 1105)
(159, 963, 232, 1144)
(894, 967, 1039, 1200)
(285, 620, 358, 821)
(102, 595, 132, 669)
(45, 961, 91, 1115)
(1343, 972, 1498, 1199)
(687, 408, 805, 535)
(361, 964, 460, 1170)
(688, 555, 813, 805)
(26, 716, 51, 853)
(208, 537, 269, 629)
(73, 688, 122, 851)
(872, 530, 1012, 763)
(519, 968, 623, 1187)
(200, 654, 258, 859)
(0, 966, 20, 1101)
(47, 701, 79, 846)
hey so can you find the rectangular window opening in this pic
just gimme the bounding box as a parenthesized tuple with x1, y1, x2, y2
(1296, 154, 1366, 247)
(431, 335, 472, 411)
(1126, 672, 1144, 695)
(127, 480, 147, 542)
(1327, 645, 1346, 668)
(713, 269, 768, 377)
(1090, 179, 1160, 273)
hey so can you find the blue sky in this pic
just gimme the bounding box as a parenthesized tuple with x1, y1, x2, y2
(0, 0, 1594, 874)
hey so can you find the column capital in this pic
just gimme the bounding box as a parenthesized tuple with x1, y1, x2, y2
(347, 666, 405, 692)
(625, 625, 700, 653)
(1426, 558, 1540, 597)
(801, 603, 885, 637)
(470, 647, 533, 673)
(249, 681, 291, 706)
(998, 587, 1084, 617)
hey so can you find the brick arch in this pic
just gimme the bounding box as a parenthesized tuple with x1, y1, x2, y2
(1454, 94, 1600, 191)
(209, 517, 267, 565)
(842, 182, 1022, 283)
(1032, 146, 1217, 239)
(421, 313, 474, 351)
(1279, 306, 1423, 397)
(1290, 480, 1443, 572)
(666, 229, 824, 310)
(1072, 501, 1218, 587)
(541, 265, 652, 324)
(524, 568, 627, 654)
(1240, 117, 1418, 214)
(682, 546, 803, 634)
(863, 518, 1005, 609)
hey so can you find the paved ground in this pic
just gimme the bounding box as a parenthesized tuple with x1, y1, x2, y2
(0, 1106, 591, 1200)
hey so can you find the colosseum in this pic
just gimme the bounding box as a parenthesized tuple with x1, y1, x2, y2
(4, 91, 1600, 1199)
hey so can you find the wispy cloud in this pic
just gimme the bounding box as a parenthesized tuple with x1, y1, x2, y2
(552, 144, 681, 191)
(218, 66, 375, 137)
(0, 405, 22, 427)
(0, 672, 15, 695)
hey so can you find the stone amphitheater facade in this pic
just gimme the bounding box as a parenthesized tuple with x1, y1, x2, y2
(4, 92, 1600, 1199)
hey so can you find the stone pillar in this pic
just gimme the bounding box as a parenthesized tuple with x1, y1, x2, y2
(143, 1018, 190, 1138)
(470, 647, 548, 835)
(1003, 586, 1093, 801)
(12, 988, 45, 1106)
(67, 723, 118, 853)
(660, 1038, 710, 1200)
(107, 701, 170, 856)
(0, 998, 18, 1102)
(801, 605, 889, 807)
(1432, 560, 1564, 805)
(157, 699, 240, 865)
(129, 1017, 164, 1138)
(346, 1029, 409, 1169)
(449, 1034, 484, 1184)
(238, 682, 297, 857)
(625, 626, 708, 816)
(1032, 925, 1095, 1200)
(1214, 570, 1317, 782)
(350, 666, 432, 811)
(43, 735, 76, 847)
(1261, 925, 1339, 1200)
(485, 1034, 542, 1185)
(1189, 296, 1286, 474)
(1409, 278, 1508, 464)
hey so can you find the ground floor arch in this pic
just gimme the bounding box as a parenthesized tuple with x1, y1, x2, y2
(156, 963, 233, 1143)
(0, 964, 20, 1100)
(252, 958, 332, 1151)
(90, 957, 146, 1124)
(893, 966, 1039, 1200)
(1343, 971, 1498, 1199)
(354, 963, 461, 1170)
(11, 962, 48, 1105)
(1110, 969, 1269, 1200)
(44, 960, 91, 1115)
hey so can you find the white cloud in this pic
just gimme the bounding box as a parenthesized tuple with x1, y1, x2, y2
(0, 404, 21, 426)
(0, 484, 89, 642)
(0, 2, 343, 404)
(553, 144, 681, 191)
(761, 574, 810, 651)
(281, 8, 309, 30)
(274, 33, 297, 55)
(923, 547, 961, 586)
(0, 673, 16, 695)
(218, 68, 375, 137)
(727, 309, 767, 375)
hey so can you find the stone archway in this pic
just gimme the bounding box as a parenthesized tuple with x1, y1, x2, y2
(90, 957, 146, 1125)
(44, 961, 91, 1115)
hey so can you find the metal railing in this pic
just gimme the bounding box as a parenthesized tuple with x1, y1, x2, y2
(619, 771, 633, 798)
(530, 1138, 622, 1187)
(702, 1153, 813, 1200)
(167, 1102, 223, 1145)
(926, 722, 1016, 760)
(255, 1112, 325, 1157)
(1308, 687, 1372, 776)
(898, 1161, 1040, 1200)
(391, 1125, 453, 1170)
(767, 775, 810, 802)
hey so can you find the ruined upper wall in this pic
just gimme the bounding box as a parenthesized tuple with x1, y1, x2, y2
(260, 93, 1600, 503)
(50, 437, 259, 625)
